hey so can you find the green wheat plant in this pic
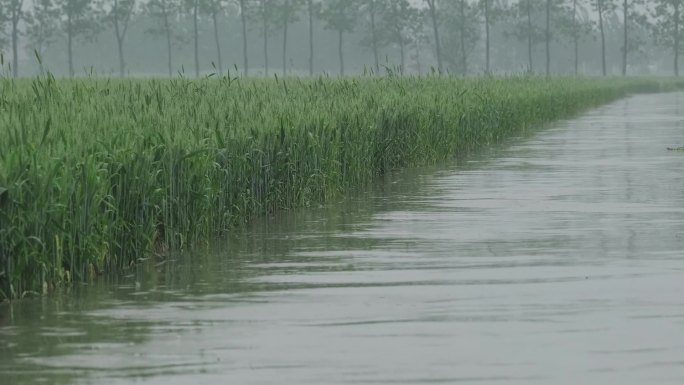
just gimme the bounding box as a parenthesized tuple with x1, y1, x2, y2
(0, 74, 681, 299)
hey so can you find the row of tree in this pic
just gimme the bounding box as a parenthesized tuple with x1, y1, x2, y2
(0, 0, 682, 78)
(428, 0, 683, 76)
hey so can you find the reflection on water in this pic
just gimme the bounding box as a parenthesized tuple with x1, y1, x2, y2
(2, 92, 684, 385)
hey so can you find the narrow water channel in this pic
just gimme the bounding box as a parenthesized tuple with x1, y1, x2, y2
(2, 92, 684, 384)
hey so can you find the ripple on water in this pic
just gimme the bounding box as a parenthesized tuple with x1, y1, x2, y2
(2, 92, 684, 385)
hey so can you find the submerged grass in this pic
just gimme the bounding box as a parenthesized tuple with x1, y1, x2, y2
(0, 75, 681, 300)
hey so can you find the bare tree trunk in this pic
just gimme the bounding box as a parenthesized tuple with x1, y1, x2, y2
(67, 9, 74, 77)
(193, 0, 200, 78)
(598, 0, 606, 76)
(484, 0, 490, 73)
(527, 0, 533, 72)
(113, 1, 124, 77)
(622, 0, 627, 76)
(160, 0, 173, 77)
(370, 0, 380, 74)
(34, 3, 47, 75)
(399, 39, 405, 74)
(460, 0, 467, 74)
(676, 1, 681, 77)
(163, 4, 173, 77)
(338, 29, 344, 76)
(262, 0, 269, 76)
(113, 0, 134, 78)
(11, 0, 22, 78)
(573, 0, 578, 75)
(240, 0, 249, 76)
(545, 0, 551, 76)
(282, 0, 289, 76)
(117, 36, 125, 77)
(415, 39, 422, 75)
(212, 10, 223, 75)
(426, 0, 442, 73)
(38, 47, 45, 75)
(308, 0, 314, 75)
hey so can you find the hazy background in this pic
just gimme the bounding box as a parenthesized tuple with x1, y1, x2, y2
(0, 0, 680, 78)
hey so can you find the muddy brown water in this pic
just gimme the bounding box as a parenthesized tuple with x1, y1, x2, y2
(2, 92, 684, 384)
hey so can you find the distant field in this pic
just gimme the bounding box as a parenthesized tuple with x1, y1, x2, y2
(0, 75, 681, 300)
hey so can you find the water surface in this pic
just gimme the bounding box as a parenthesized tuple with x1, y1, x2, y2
(2, 92, 684, 384)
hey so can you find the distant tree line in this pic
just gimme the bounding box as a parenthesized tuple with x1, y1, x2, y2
(0, 0, 682, 77)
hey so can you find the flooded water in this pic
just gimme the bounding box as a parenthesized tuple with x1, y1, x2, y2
(2, 92, 684, 384)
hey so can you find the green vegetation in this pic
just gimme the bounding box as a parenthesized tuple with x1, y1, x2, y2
(0, 75, 681, 300)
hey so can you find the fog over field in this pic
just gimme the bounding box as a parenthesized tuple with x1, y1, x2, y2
(0, 0, 681, 77)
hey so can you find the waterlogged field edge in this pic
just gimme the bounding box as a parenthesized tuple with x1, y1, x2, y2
(0, 75, 681, 300)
